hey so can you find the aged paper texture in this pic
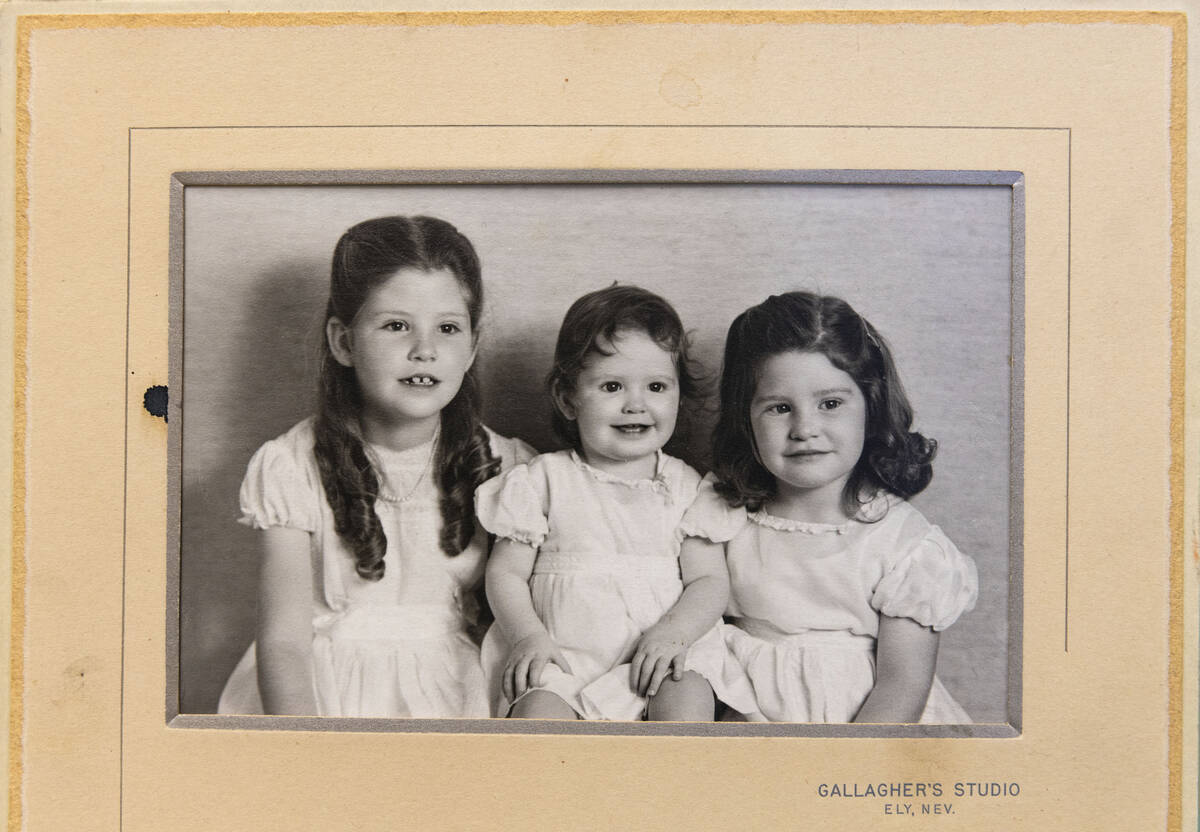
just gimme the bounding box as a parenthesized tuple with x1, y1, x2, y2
(2, 5, 1193, 831)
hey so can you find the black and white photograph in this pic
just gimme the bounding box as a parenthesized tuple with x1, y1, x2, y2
(11, 7, 1189, 829)
(173, 171, 1019, 733)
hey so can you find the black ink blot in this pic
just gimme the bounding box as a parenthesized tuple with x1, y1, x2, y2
(143, 385, 168, 423)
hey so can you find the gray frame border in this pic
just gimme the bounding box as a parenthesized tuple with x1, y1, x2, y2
(165, 167, 1024, 739)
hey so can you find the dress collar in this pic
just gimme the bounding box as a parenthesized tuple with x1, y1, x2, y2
(748, 510, 848, 535)
(748, 492, 893, 534)
(367, 435, 439, 504)
(568, 449, 671, 493)
(366, 434, 438, 466)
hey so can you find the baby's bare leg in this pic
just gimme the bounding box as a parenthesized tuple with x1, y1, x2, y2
(508, 690, 579, 720)
(646, 670, 715, 721)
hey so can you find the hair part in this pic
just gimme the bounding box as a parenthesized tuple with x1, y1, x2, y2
(711, 290, 936, 516)
(546, 283, 701, 449)
(313, 215, 499, 581)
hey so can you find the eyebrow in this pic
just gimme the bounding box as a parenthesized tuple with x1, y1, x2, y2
(751, 386, 855, 404)
(371, 309, 469, 318)
(584, 372, 677, 382)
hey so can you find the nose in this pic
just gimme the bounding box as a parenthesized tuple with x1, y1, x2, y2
(408, 333, 436, 362)
(788, 409, 818, 440)
(622, 389, 646, 413)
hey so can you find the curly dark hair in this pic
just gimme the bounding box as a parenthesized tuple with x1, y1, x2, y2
(546, 283, 701, 449)
(711, 291, 936, 516)
(314, 215, 499, 581)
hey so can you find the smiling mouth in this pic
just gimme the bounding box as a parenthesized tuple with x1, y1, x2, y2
(613, 424, 653, 434)
(402, 375, 439, 387)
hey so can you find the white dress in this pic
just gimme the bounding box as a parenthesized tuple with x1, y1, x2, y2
(475, 450, 752, 720)
(217, 417, 534, 718)
(681, 476, 979, 724)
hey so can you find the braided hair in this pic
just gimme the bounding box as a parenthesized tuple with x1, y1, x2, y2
(313, 215, 499, 580)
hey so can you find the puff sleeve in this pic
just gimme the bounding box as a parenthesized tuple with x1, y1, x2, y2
(237, 433, 321, 533)
(485, 428, 538, 471)
(474, 462, 550, 548)
(870, 523, 979, 631)
(679, 474, 749, 543)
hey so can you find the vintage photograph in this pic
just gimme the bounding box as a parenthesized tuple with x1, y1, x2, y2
(173, 171, 1019, 732)
(10, 8, 1186, 829)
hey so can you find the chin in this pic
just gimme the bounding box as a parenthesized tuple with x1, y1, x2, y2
(390, 402, 449, 422)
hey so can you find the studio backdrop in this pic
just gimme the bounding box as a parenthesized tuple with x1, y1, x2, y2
(176, 173, 1018, 725)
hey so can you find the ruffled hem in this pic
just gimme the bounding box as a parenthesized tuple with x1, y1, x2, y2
(684, 624, 760, 716)
(218, 634, 490, 719)
(723, 624, 876, 722)
(490, 626, 756, 721)
(720, 625, 972, 724)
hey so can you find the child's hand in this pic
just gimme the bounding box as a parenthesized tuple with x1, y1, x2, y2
(630, 625, 688, 697)
(504, 633, 573, 701)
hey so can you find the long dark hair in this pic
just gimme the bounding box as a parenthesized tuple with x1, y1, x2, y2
(711, 291, 935, 516)
(546, 284, 701, 449)
(314, 215, 499, 580)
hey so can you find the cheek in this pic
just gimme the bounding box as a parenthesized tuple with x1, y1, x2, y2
(845, 415, 867, 453)
(355, 339, 393, 368)
(659, 393, 681, 419)
(453, 339, 477, 367)
(352, 365, 382, 396)
(748, 417, 771, 451)
(571, 397, 603, 425)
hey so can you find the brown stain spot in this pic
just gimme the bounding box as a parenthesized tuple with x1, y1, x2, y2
(54, 656, 98, 705)
(659, 69, 701, 110)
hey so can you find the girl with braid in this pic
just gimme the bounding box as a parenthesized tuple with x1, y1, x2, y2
(219, 216, 534, 718)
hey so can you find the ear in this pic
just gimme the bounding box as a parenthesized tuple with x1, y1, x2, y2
(326, 317, 355, 368)
(551, 381, 577, 421)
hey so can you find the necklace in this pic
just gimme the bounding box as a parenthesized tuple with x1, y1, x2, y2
(376, 426, 440, 504)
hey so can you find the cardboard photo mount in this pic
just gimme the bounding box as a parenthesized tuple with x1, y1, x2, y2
(4, 9, 1192, 831)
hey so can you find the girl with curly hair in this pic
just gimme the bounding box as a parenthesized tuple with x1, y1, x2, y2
(478, 284, 743, 721)
(684, 291, 978, 723)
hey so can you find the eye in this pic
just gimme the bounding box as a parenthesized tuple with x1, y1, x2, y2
(766, 403, 791, 415)
(648, 381, 670, 393)
(818, 398, 843, 411)
(383, 320, 409, 332)
(600, 381, 622, 393)
(438, 322, 463, 335)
